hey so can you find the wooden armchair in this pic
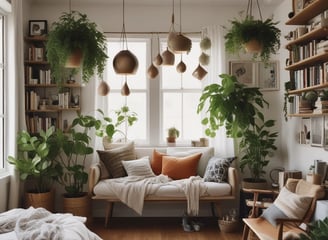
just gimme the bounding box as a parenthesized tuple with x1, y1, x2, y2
(242, 179, 325, 240)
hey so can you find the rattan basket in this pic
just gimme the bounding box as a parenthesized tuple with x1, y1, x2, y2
(218, 220, 239, 233)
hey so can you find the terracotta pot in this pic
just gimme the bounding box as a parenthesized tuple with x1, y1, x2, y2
(242, 178, 268, 190)
(244, 39, 262, 53)
(167, 136, 176, 143)
(63, 193, 92, 225)
(113, 50, 139, 75)
(25, 189, 55, 212)
(65, 49, 83, 68)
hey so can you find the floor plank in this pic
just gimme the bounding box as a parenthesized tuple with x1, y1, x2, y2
(89, 217, 243, 240)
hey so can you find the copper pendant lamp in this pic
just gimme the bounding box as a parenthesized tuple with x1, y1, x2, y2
(113, 0, 138, 75)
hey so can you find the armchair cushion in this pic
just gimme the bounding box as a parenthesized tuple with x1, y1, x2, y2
(262, 187, 313, 226)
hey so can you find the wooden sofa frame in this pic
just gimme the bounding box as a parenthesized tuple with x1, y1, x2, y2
(88, 166, 238, 227)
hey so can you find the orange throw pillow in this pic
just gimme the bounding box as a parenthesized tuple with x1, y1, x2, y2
(162, 153, 202, 180)
(151, 150, 167, 175)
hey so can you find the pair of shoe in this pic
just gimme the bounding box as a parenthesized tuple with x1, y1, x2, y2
(182, 213, 201, 232)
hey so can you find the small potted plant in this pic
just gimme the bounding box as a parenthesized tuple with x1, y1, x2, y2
(7, 126, 61, 211)
(97, 105, 138, 149)
(224, 15, 281, 64)
(167, 127, 180, 143)
(46, 11, 108, 84)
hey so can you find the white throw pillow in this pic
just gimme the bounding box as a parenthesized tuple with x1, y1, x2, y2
(122, 157, 155, 177)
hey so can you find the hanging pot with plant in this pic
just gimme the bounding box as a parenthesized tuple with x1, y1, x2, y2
(46, 11, 108, 84)
(223, 0, 281, 64)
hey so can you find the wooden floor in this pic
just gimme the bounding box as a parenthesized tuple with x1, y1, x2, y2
(89, 217, 243, 240)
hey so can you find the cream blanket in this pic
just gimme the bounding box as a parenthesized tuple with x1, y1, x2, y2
(0, 207, 102, 240)
(106, 175, 207, 216)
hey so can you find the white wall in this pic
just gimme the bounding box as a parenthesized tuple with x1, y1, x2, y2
(20, 0, 328, 216)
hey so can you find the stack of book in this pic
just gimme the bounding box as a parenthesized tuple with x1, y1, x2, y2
(313, 99, 328, 114)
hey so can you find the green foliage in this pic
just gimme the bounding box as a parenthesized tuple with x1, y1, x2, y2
(168, 127, 180, 138)
(224, 16, 281, 63)
(239, 116, 278, 180)
(95, 105, 138, 142)
(7, 127, 61, 193)
(300, 217, 328, 240)
(197, 74, 268, 138)
(46, 11, 108, 84)
(320, 89, 328, 101)
(198, 73, 278, 180)
(55, 113, 99, 197)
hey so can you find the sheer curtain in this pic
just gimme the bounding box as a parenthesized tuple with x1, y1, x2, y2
(7, 0, 23, 209)
(201, 25, 235, 157)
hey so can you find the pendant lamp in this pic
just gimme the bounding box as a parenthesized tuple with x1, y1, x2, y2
(113, 0, 138, 75)
(167, 0, 191, 54)
(147, 35, 159, 79)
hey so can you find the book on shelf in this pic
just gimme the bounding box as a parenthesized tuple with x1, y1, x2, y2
(26, 115, 57, 134)
(28, 47, 45, 62)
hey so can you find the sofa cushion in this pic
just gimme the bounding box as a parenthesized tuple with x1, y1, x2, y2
(166, 147, 214, 177)
(203, 156, 231, 183)
(161, 153, 202, 180)
(122, 157, 155, 177)
(97, 141, 136, 178)
(261, 187, 313, 226)
(151, 150, 167, 175)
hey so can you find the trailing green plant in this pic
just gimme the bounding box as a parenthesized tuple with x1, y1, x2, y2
(46, 11, 108, 84)
(96, 105, 138, 142)
(7, 126, 61, 193)
(224, 15, 281, 64)
(299, 217, 328, 240)
(55, 113, 100, 197)
(197, 73, 268, 138)
(198, 73, 278, 181)
(239, 114, 278, 181)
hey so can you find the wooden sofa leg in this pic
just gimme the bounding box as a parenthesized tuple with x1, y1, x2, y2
(242, 223, 250, 240)
(105, 202, 114, 228)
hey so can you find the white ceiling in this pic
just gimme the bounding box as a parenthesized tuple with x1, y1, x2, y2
(30, 0, 284, 7)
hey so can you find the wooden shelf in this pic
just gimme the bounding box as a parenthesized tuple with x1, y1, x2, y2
(25, 83, 81, 88)
(285, 26, 328, 48)
(288, 83, 328, 95)
(26, 107, 80, 113)
(286, 0, 328, 25)
(288, 113, 328, 117)
(285, 52, 328, 71)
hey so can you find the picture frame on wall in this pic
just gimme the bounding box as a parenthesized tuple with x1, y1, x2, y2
(311, 116, 324, 147)
(229, 61, 256, 87)
(300, 117, 311, 144)
(258, 61, 279, 91)
(293, 0, 304, 15)
(29, 20, 48, 36)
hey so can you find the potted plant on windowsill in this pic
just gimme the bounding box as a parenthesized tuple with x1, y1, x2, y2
(97, 105, 138, 150)
(167, 127, 180, 143)
(224, 16, 281, 64)
(7, 126, 61, 212)
(46, 11, 108, 84)
(197, 74, 278, 189)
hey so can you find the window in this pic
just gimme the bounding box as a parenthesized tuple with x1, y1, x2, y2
(104, 36, 203, 146)
(0, 15, 5, 169)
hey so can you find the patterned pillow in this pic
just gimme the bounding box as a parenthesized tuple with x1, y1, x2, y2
(122, 157, 155, 177)
(203, 156, 232, 183)
(262, 187, 313, 226)
(97, 141, 136, 178)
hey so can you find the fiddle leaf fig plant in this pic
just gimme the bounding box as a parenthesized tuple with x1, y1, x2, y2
(198, 73, 278, 182)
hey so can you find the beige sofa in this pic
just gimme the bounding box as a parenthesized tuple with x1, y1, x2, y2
(88, 146, 238, 227)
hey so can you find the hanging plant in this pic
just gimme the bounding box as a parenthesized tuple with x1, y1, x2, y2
(224, 0, 281, 64)
(46, 11, 108, 84)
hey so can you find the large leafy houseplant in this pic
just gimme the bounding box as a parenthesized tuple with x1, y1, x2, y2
(224, 16, 281, 63)
(300, 217, 328, 240)
(8, 126, 60, 193)
(197, 74, 278, 183)
(46, 11, 108, 84)
(55, 113, 100, 197)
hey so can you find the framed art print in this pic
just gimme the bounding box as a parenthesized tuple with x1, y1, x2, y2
(29, 20, 48, 36)
(229, 61, 256, 87)
(258, 61, 279, 91)
(311, 117, 324, 147)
